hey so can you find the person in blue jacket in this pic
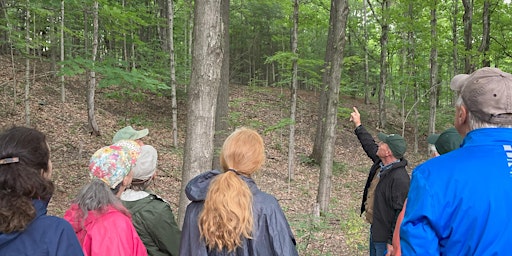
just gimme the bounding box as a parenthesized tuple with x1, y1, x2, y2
(401, 67, 512, 255)
(179, 127, 298, 256)
(0, 126, 83, 256)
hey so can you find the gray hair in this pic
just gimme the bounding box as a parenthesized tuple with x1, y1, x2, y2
(456, 95, 512, 130)
(428, 144, 438, 156)
(73, 179, 129, 222)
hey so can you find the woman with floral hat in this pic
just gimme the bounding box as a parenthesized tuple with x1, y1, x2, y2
(64, 140, 147, 256)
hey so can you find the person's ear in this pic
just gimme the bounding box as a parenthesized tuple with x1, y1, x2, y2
(457, 105, 468, 125)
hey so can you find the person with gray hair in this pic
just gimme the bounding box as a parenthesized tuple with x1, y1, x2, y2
(401, 67, 512, 255)
(64, 140, 147, 256)
(121, 145, 181, 256)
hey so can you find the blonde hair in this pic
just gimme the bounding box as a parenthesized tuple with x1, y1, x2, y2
(199, 127, 265, 252)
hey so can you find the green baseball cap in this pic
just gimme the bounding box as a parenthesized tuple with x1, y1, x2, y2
(427, 127, 462, 155)
(112, 126, 149, 143)
(377, 132, 406, 159)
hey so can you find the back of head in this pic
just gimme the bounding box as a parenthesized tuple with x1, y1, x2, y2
(130, 145, 158, 190)
(220, 127, 265, 176)
(73, 179, 127, 221)
(0, 126, 53, 233)
(451, 67, 512, 129)
(428, 127, 463, 155)
(200, 127, 265, 252)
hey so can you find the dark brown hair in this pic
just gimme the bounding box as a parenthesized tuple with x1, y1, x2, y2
(0, 126, 54, 233)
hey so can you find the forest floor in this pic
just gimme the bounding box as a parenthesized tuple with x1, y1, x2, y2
(0, 55, 431, 255)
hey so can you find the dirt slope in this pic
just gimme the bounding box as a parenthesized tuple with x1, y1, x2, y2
(0, 56, 429, 255)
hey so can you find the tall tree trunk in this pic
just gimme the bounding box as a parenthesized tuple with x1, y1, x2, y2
(60, 0, 65, 103)
(462, 0, 473, 73)
(363, 0, 370, 104)
(429, 1, 438, 135)
(378, 0, 390, 129)
(317, 0, 349, 214)
(478, 0, 491, 67)
(24, 0, 31, 126)
(178, 0, 224, 228)
(87, 1, 100, 136)
(310, 0, 337, 163)
(288, 0, 299, 181)
(213, 0, 230, 170)
(452, 0, 459, 76)
(167, 0, 179, 148)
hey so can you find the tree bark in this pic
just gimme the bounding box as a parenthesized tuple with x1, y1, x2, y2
(167, 0, 179, 148)
(462, 0, 473, 73)
(213, 0, 230, 170)
(288, 0, 299, 181)
(478, 0, 491, 67)
(429, 1, 438, 136)
(378, 0, 390, 129)
(60, 0, 65, 103)
(24, 0, 31, 126)
(317, 0, 349, 214)
(178, 0, 224, 228)
(87, 1, 100, 136)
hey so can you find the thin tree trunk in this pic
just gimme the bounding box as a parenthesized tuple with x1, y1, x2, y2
(24, 0, 31, 126)
(317, 0, 349, 214)
(462, 0, 473, 73)
(478, 0, 491, 67)
(288, 0, 299, 182)
(378, 0, 390, 129)
(178, 0, 223, 228)
(363, 0, 370, 104)
(429, 1, 438, 135)
(452, 0, 459, 76)
(213, 0, 230, 170)
(60, 0, 65, 103)
(167, 0, 179, 148)
(87, 1, 100, 136)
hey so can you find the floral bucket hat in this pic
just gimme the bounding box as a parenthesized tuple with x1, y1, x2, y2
(89, 140, 141, 189)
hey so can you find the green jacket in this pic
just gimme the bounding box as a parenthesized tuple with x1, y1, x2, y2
(122, 192, 181, 256)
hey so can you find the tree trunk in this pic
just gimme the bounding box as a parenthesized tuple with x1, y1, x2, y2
(478, 0, 491, 67)
(310, 0, 337, 163)
(462, 0, 473, 73)
(363, 0, 370, 104)
(24, 0, 31, 126)
(378, 0, 390, 129)
(60, 0, 65, 103)
(213, 0, 230, 170)
(167, 0, 179, 148)
(317, 0, 349, 214)
(178, 0, 224, 228)
(87, 1, 100, 136)
(452, 0, 459, 76)
(288, 0, 299, 181)
(429, 1, 438, 135)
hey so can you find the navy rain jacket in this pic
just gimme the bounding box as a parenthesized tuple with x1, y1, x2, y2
(179, 170, 299, 256)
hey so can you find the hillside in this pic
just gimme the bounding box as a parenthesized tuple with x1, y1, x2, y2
(0, 56, 429, 255)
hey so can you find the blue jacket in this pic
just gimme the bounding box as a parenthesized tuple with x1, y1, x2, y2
(0, 199, 84, 256)
(179, 170, 299, 256)
(401, 128, 512, 255)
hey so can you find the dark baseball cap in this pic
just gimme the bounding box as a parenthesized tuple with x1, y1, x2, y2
(378, 132, 406, 159)
(450, 67, 512, 125)
(427, 127, 462, 155)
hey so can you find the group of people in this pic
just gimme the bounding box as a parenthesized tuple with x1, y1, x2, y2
(0, 125, 298, 255)
(2, 66, 512, 256)
(352, 67, 512, 255)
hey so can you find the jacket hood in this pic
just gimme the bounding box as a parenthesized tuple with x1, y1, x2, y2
(185, 170, 259, 201)
(0, 199, 48, 248)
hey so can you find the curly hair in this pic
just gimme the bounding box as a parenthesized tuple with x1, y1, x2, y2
(199, 127, 265, 252)
(0, 126, 53, 233)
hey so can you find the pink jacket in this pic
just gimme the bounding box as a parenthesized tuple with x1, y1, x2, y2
(64, 204, 147, 256)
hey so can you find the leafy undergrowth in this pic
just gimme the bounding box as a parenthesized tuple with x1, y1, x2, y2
(0, 56, 429, 255)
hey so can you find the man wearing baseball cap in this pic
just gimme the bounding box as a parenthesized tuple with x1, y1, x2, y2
(401, 67, 512, 255)
(350, 107, 410, 256)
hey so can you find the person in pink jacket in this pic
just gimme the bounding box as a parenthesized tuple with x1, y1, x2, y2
(64, 140, 147, 256)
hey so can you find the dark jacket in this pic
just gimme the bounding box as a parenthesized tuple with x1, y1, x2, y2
(123, 192, 181, 256)
(355, 125, 409, 243)
(179, 170, 299, 256)
(0, 199, 84, 256)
